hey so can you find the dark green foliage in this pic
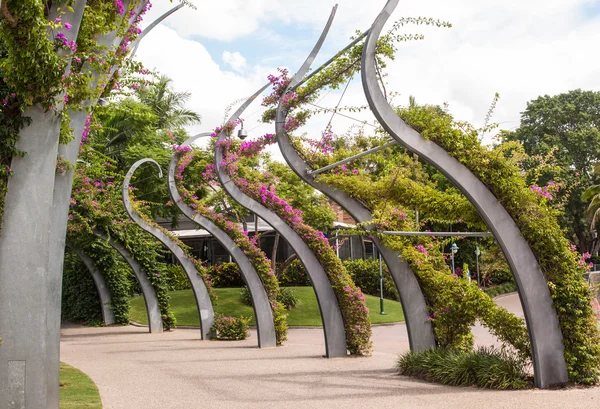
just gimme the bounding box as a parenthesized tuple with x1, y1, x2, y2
(503, 89, 600, 253)
(343, 258, 399, 301)
(239, 286, 252, 306)
(277, 287, 299, 310)
(397, 347, 531, 390)
(163, 264, 192, 291)
(211, 314, 251, 340)
(485, 282, 517, 298)
(61, 252, 103, 324)
(279, 259, 311, 286)
(208, 262, 244, 288)
(402, 104, 600, 383)
(280, 258, 399, 302)
(240, 286, 299, 310)
(69, 239, 134, 326)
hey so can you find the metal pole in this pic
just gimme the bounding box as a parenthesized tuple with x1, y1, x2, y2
(292, 28, 371, 91)
(451, 253, 455, 276)
(415, 207, 419, 228)
(308, 141, 397, 176)
(476, 247, 480, 287)
(379, 253, 385, 315)
(382, 231, 493, 237)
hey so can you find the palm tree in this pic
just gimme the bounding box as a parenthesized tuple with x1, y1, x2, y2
(137, 75, 201, 130)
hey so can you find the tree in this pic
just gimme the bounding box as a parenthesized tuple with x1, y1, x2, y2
(503, 89, 600, 252)
(137, 74, 201, 130)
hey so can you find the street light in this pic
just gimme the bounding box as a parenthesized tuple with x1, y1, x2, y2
(379, 253, 386, 315)
(475, 245, 481, 287)
(451, 242, 459, 276)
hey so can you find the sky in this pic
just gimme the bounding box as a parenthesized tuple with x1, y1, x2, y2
(134, 0, 600, 153)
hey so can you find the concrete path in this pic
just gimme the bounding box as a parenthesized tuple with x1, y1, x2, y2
(60, 293, 599, 409)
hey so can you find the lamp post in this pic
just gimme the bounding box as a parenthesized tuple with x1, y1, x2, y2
(379, 253, 386, 315)
(451, 242, 459, 276)
(475, 245, 481, 287)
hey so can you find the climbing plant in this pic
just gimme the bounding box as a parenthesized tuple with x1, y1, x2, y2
(218, 128, 372, 355)
(396, 104, 600, 384)
(173, 148, 288, 345)
(67, 148, 181, 329)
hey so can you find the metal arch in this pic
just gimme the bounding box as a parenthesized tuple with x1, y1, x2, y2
(214, 8, 348, 358)
(73, 248, 116, 326)
(361, 0, 567, 388)
(168, 134, 276, 348)
(123, 159, 215, 340)
(275, 5, 436, 352)
(93, 229, 164, 333)
(129, 3, 184, 58)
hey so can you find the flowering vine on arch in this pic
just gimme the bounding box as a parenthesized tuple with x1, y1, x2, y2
(172, 146, 288, 345)
(217, 126, 372, 355)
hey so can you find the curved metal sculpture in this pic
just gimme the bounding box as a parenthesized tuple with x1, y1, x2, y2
(214, 36, 348, 357)
(168, 136, 277, 348)
(73, 248, 116, 326)
(93, 230, 164, 333)
(123, 159, 215, 340)
(361, 0, 567, 388)
(275, 7, 435, 352)
(129, 3, 184, 58)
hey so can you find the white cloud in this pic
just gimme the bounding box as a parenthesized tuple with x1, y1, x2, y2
(222, 51, 247, 73)
(134, 25, 267, 139)
(136, 0, 600, 152)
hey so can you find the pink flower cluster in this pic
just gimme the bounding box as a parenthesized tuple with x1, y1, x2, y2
(530, 180, 561, 200)
(415, 244, 428, 255)
(55, 32, 77, 52)
(202, 163, 216, 181)
(172, 145, 192, 153)
(114, 0, 125, 15)
(80, 113, 93, 145)
(262, 68, 292, 107)
(577, 251, 593, 271)
(239, 133, 276, 157)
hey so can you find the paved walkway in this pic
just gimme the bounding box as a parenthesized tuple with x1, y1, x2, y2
(60, 294, 599, 408)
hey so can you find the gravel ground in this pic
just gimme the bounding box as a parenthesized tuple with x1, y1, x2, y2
(60, 293, 600, 409)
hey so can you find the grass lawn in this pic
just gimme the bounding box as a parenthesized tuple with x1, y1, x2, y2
(60, 362, 102, 408)
(130, 286, 404, 327)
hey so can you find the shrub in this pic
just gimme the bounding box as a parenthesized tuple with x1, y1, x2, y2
(211, 314, 251, 340)
(397, 347, 531, 390)
(279, 259, 311, 286)
(164, 264, 192, 291)
(485, 282, 517, 298)
(277, 287, 298, 310)
(240, 286, 299, 310)
(208, 262, 245, 288)
(280, 258, 400, 302)
(239, 286, 252, 306)
(343, 258, 399, 301)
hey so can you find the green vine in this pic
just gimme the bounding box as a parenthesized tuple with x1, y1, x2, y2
(399, 105, 600, 384)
